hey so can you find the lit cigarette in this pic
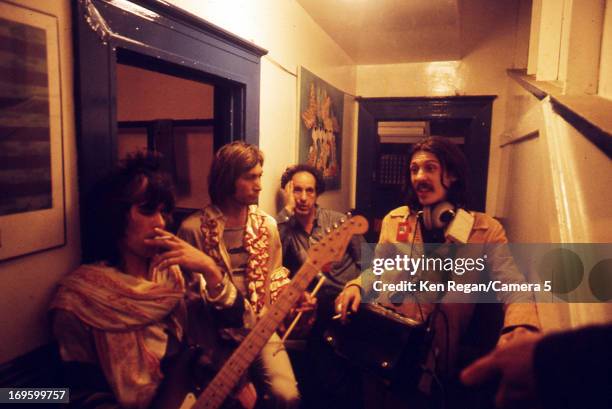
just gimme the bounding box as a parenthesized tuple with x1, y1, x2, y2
(154, 235, 172, 240)
(332, 310, 352, 320)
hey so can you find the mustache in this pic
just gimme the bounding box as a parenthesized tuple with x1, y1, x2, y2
(414, 182, 433, 191)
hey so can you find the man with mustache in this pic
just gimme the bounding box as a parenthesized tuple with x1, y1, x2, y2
(335, 136, 540, 408)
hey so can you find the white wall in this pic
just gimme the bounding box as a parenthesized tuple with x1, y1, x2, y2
(530, 0, 608, 96)
(514, 0, 533, 69)
(513, 0, 611, 331)
(0, 0, 80, 363)
(166, 0, 358, 214)
(354, 0, 523, 215)
(499, 77, 612, 330)
(599, 0, 612, 99)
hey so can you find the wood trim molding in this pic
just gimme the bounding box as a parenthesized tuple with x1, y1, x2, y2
(129, 0, 267, 58)
(507, 69, 611, 159)
(118, 119, 215, 128)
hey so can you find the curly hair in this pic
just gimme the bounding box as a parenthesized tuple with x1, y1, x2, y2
(280, 163, 326, 195)
(82, 151, 175, 265)
(405, 136, 469, 209)
(208, 141, 264, 205)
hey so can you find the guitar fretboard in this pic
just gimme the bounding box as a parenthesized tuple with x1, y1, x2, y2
(193, 261, 320, 409)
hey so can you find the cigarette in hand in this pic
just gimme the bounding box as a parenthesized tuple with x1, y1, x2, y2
(332, 311, 352, 320)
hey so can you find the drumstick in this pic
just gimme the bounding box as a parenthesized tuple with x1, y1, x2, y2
(279, 274, 326, 343)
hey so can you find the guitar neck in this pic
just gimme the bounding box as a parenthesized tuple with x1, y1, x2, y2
(193, 261, 320, 409)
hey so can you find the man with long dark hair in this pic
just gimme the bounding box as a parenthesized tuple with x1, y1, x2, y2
(51, 152, 254, 409)
(335, 137, 540, 408)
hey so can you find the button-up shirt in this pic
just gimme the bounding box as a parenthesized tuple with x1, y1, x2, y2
(276, 206, 364, 294)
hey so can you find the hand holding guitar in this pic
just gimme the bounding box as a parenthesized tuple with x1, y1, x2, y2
(181, 215, 368, 409)
(280, 291, 318, 339)
(294, 291, 317, 313)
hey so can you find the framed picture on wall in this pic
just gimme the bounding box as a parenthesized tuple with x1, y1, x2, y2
(0, 2, 65, 261)
(298, 66, 344, 190)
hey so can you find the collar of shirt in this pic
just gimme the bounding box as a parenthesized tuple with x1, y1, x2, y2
(286, 205, 322, 233)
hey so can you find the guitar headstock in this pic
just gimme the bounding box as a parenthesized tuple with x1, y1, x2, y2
(306, 214, 368, 269)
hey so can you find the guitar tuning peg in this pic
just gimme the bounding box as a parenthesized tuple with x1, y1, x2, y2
(339, 217, 346, 224)
(325, 227, 331, 234)
(346, 211, 352, 218)
(333, 223, 338, 229)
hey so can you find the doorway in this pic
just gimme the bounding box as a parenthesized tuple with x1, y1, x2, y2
(356, 96, 496, 241)
(115, 54, 217, 229)
(73, 0, 267, 259)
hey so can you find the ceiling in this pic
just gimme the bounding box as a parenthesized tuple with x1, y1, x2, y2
(297, 0, 463, 64)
